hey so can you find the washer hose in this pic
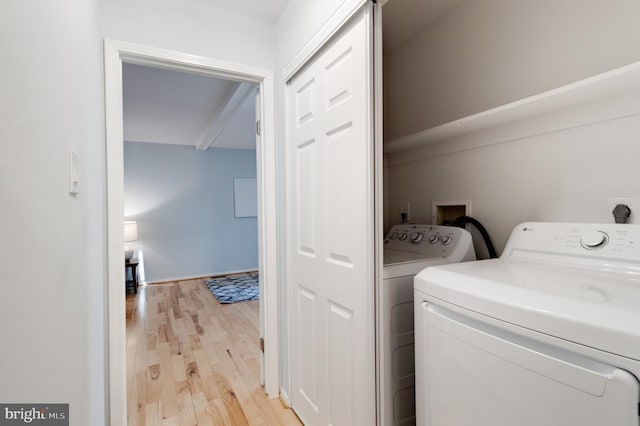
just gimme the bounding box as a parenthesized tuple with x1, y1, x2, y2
(452, 216, 498, 259)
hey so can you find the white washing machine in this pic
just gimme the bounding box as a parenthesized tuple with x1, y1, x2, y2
(381, 224, 475, 426)
(414, 222, 640, 426)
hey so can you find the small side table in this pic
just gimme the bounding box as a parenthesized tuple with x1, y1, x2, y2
(125, 258, 140, 294)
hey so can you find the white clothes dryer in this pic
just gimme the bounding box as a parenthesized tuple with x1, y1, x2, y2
(414, 222, 640, 426)
(381, 224, 475, 426)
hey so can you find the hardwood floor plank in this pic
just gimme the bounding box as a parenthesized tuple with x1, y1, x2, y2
(177, 391, 196, 425)
(192, 392, 217, 426)
(128, 371, 147, 426)
(145, 401, 162, 426)
(159, 342, 178, 419)
(162, 417, 178, 426)
(127, 279, 301, 425)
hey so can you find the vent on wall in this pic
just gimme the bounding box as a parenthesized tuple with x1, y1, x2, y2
(432, 200, 471, 225)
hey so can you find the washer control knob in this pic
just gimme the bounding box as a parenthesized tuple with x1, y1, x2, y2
(389, 232, 397, 240)
(428, 235, 439, 244)
(580, 231, 608, 249)
(440, 235, 452, 245)
(398, 233, 408, 241)
(411, 232, 423, 244)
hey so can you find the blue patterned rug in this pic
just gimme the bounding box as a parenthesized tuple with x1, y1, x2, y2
(204, 272, 259, 304)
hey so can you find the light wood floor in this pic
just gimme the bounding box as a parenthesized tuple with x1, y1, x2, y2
(126, 278, 301, 425)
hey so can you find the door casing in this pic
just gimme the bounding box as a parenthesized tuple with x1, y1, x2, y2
(104, 39, 280, 425)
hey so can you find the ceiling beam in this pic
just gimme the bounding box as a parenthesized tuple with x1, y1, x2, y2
(196, 82, 255, 150)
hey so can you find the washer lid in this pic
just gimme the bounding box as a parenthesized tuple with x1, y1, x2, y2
(414, 258, 640, 361)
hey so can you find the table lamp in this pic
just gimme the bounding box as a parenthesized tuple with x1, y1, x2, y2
(124, 220, 138, 260)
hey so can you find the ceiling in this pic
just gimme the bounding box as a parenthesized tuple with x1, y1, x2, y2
(196, 0, 288, 23)
(123, 63, 257, 151)
(122, 0, 289, 151)
(122, 0, 461, 151)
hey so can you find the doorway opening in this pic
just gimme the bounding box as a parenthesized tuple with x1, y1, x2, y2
(104, 40, 279, 424)
(121, 62, 260, 285)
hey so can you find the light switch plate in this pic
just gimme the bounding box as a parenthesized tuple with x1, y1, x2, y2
(69, 149, 79, 195)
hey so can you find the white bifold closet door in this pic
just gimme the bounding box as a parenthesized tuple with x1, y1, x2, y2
(286, 4, 376, 426)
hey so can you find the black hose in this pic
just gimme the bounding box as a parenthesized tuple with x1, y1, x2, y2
(452, 216, 498, 259)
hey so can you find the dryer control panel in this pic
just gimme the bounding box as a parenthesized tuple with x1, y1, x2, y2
(503, 222, 640, 266)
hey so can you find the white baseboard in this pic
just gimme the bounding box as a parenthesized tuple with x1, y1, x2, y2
(279, 387, 291, 408)
(144, 268, 258, 285)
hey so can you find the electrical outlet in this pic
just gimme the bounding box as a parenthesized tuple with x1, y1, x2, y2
(604, 197, 640, 224)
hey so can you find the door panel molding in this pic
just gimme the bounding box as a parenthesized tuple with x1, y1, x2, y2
(286, 5, 377, 425)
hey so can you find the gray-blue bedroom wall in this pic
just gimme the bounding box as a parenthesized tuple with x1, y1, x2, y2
(124, 141, 258, 282)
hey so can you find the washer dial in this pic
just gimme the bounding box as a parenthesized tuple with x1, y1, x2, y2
(440, 235, 452, 245)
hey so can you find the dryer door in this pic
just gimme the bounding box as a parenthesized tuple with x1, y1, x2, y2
(414, 297, 640, 426)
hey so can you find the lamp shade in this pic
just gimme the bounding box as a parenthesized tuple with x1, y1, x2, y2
(124, 221, 138, 242)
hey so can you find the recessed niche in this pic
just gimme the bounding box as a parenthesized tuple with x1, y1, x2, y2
(431, 200, 471, 226)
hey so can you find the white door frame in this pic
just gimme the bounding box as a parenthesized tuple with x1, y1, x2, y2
(104, 39, 279, 424)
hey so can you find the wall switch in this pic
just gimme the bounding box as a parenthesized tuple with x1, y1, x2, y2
(604, 197, 640, 224)
(69, 149, 79, 195)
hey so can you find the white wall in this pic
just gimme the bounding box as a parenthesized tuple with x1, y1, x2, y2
(1, 1, 279, 424)
(385, 0, 640, 256)
(276, 0, 348, 73)
(0, 1, 105, 425)
(388, 101, 640, 256)
(385, 0, 640, 139)
(124, 143, 258, 282)
(100, 0, 276, 69)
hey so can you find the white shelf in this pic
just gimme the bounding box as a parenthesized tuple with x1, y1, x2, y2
(384, 61, 640, 154)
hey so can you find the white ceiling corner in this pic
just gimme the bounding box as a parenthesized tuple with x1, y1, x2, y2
(195, 0, 288, 23)
(382, 0, 463, 51)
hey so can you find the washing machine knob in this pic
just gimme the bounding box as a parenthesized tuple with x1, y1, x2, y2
(398, 233, 408, 241)
(440, 235, 452, 245)
(411, 232, 423, 244)
(389, 232, 398, 240)
(580, 231, 608, 249)
(428, 235, 439, 244)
